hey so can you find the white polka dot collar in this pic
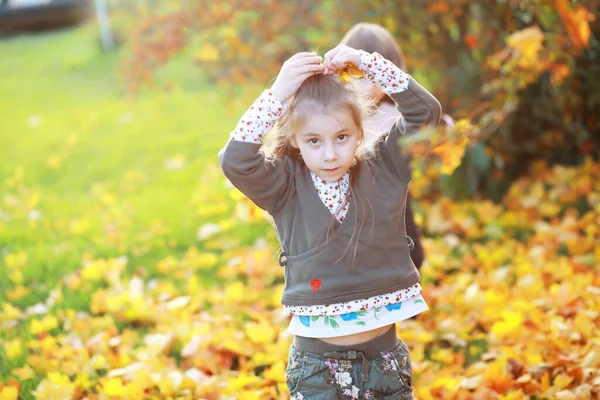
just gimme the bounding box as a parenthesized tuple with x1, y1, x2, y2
(310, 171, 351, 223)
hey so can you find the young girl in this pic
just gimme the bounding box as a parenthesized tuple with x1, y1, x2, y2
(340, 22, 455, 271)
(219, 45, 441, 398)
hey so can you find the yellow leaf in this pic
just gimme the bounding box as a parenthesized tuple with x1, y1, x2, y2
(4, 252, 27, 269)
(81, 261, 104, 281)
(498, 391, 526, 400)
(2, 303, 22, 320)
(29, 315, 59, 335)
(197, 44, 220, 62)
(73, 373, 93, 390)
(103, 378, 126, 397)
(123, 381, 146, 398)
(33, 373, 74, 400)
(245, 320, 277, 345)
(226, 373, 262, 392)
(506, 26, 545, 67)
(574, 314, 595, 338)
(525, 352, 544, 365)
(432, 138, 468, 175)
(263, 360, 286, 383)
(0, 387, 18, 400)
(338, 64, 364, 84)
(490, 310, 524, 339)
(553, 373, 573, 389)
(431, 376, 461, 391)
(47, 372, 71, 386)
(3, 339, 23, 360)
(89, 354, 108, 371)
(540, 202, 561, 217)
(6, 285, 29, 302)
(8, 270, 23, 284)
(11, 365, 35, 381)
(430, 348, 454, 364)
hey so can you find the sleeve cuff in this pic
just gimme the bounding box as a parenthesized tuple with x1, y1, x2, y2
(358, 51, 410, 95)
(229, 90, 288, 143)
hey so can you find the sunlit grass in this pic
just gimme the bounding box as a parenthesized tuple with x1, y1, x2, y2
(0, 24, 251, 311)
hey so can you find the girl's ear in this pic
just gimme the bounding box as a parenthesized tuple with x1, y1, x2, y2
(357, 128, 365, 144)
(290, 136, 299, 148)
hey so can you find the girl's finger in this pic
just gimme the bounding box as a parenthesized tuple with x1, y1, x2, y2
(292, 56, 323, 67)
(331, 52, 349, 69)
(327, 59, 342, 73)
(297, 63, 324, 74)
(323, 45, 342, 62)
(323, 58, 336, 72)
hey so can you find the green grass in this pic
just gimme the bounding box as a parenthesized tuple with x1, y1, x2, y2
(0, 24, 251, 312)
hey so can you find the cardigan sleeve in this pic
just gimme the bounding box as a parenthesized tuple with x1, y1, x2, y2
(218, 90, 296, 214)
(358, 51, 442, 183)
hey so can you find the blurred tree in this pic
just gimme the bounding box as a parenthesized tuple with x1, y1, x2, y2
(121, 0, 599, 201)
(371, 0, 600, 200)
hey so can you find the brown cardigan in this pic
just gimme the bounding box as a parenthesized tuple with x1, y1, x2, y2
(219, 79, 441, 306)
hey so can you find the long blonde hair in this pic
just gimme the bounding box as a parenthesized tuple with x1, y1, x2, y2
(264, 73, 376, 265)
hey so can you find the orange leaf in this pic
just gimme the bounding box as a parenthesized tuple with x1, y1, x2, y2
(556, 0, 595, 52)
(432, 138, 469, 175)
(338, 64, 364, 84)
(550, 63, 570, 85)
(427, 1, 449, 14)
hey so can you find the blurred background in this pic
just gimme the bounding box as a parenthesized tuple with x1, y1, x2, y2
(0, 0, 599, 399)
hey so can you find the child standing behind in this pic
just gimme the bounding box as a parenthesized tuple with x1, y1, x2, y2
(219, 45, 441, 398)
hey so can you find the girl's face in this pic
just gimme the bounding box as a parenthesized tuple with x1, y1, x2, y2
(291, 108, 361, 182)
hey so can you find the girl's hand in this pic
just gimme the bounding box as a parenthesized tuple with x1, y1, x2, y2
(323, 45, 362, 75)
(270, 52, 324, 103)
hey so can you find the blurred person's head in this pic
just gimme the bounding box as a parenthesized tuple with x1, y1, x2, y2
(340, 23, 406, 103)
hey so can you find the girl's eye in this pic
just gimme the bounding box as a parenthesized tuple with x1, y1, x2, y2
(337, 134, 348, 141)
(309, 138, 319, 145)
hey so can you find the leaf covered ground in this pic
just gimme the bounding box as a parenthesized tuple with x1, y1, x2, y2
(1, 25, 599, 400)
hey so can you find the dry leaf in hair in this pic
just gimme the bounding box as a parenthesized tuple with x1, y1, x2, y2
(339, 64, 364, 84)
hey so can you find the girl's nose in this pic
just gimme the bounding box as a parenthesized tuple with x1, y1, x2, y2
(323, 144, 338, 161)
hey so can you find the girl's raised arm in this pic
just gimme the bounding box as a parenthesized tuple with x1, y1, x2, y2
(218, 90, 292, 213)
(324, 45, 442, 184)
(218, 53, 324, 213)
(359, 51, 442, 183)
